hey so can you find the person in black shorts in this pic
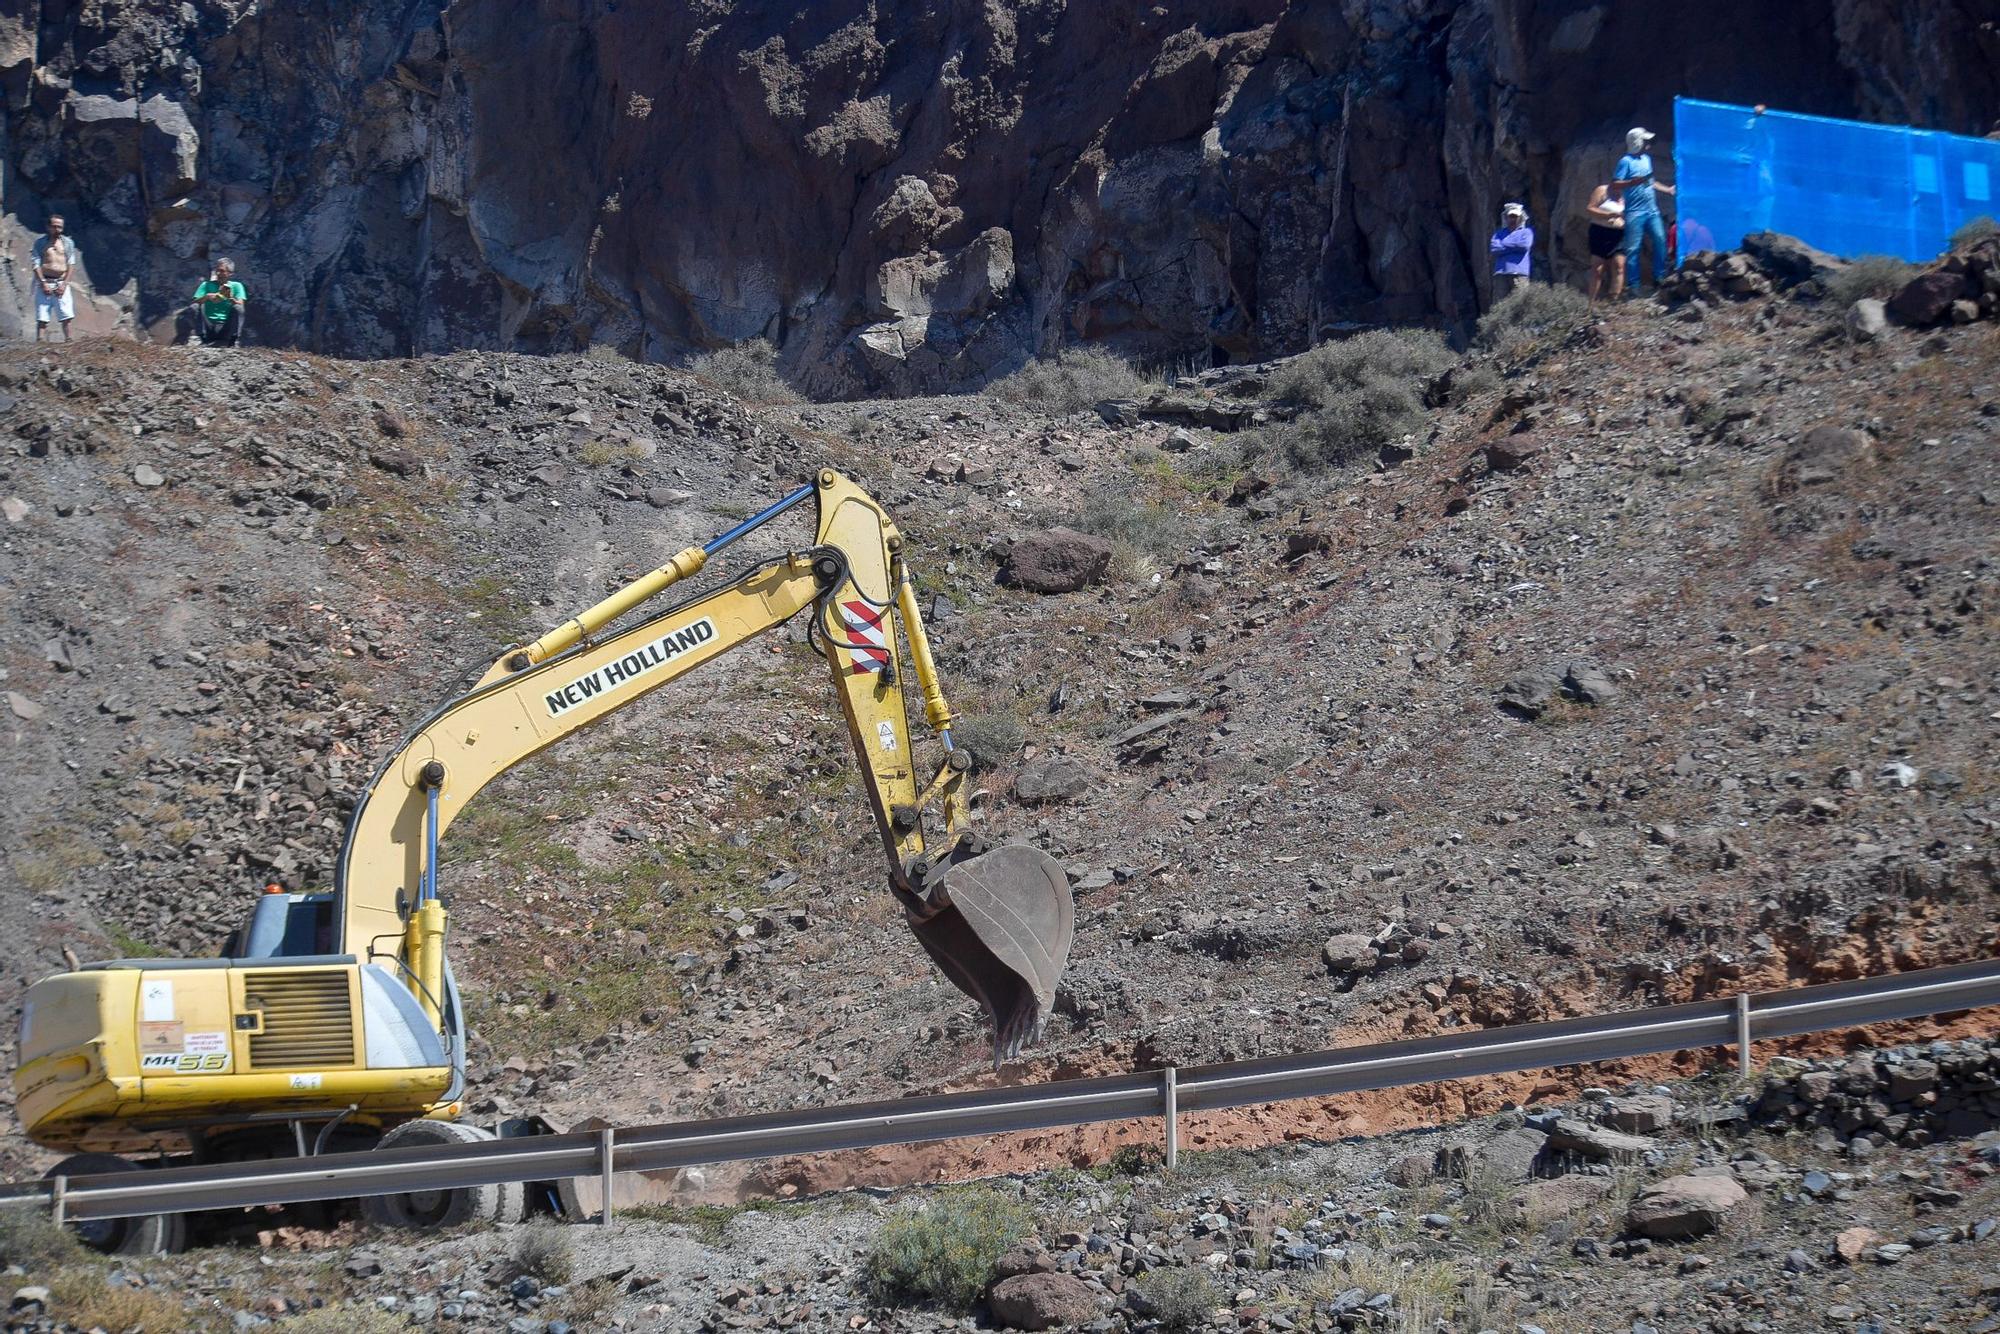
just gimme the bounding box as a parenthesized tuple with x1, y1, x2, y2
(1585, 179, 1626, 307)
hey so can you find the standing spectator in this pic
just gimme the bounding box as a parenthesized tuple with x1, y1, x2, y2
(1584, 179, 1626, 306)
(1616, 127, 1675, 295)
(30, 215, 81, 343)
(190, 259, 247, 346)
(1489, 202, 1533, 301)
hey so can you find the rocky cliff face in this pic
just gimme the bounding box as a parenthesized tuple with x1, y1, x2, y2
(4, 0, 1998, 393)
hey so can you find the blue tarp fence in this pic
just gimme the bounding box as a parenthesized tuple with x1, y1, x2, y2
(1675, 96, 2000, 263)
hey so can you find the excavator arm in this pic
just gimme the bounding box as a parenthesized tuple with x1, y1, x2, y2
(335, 469, 1071, 1063)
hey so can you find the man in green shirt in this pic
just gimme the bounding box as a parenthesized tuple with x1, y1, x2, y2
(191, 258, 246, 346)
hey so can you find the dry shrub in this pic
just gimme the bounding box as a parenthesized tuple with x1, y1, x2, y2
(861, 1186, 1033, 1311)
(0, 1208, 85, 1272)
(686, 341, 802, 404)
(275, 1304, 414, 1332)
(1134, 1267, 1218, 1331)
(509, 1219, 574, 1285)
(950, 711, 1026, 772)
(987, 346, 1150, 416)
(50, 1267, 200, 1333)
(1822, 255, 1919, 306)
(1264, 329, 1458, 472)
(1949, 214, 1997, 250)
(1473, 283, 1589, 357)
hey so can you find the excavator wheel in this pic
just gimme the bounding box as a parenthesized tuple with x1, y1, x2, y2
(908, 843, 1075, 1063)
(44, 1152, 187, 1256)
(358, 1120, 525, 1230)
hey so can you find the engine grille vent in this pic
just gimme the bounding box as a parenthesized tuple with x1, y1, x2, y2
(243, 970, 355, 1069)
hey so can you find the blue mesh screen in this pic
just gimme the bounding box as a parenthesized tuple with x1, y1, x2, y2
(1675, 97, 2000, 262)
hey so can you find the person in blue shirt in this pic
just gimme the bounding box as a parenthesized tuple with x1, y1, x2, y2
(1615, 127, 1675, 294)
(1489, 202, 1533, 302)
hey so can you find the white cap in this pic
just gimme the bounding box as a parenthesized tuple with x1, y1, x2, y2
(1627, 127, 1655, 153)
(1502, 201, 1526, 218)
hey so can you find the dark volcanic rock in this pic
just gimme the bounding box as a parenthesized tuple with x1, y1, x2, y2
(7, 2, 1999, 387)
(1004, 527, 1113, 594)
(1889, 269, 1974, 326)
(1014, 757, 1094, 805)
(1741, 231, 1846, 288)
(989, 1272, 1098, 1330)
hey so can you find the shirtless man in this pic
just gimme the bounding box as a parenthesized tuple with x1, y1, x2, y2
(31, 215, 80, 342)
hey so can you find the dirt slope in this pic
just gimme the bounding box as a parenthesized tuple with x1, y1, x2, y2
(2, 291, 1997, 1181)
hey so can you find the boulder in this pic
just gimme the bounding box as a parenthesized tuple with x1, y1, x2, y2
(989, 1272, 1098, 1330)
(1833, 1225, 1886, 1264)
(369, 447, 423, 477)
(7, 1287, 50, 1316)
(1385, 1152, 1435, 1187)
(1321, 934, 1377, 974)
(1496, 668, 1561, 719)
(63, 92, 200, 203)
(1741, 231, 1846, 288)
(1014, 757, 1093, 805)
(1439, 1126, 1548, 1182)
(1003, 527, 1113, 593)
(1885, 1058, 1937, 1103)
(1888, 269, 1972, 325)
(1285, 525, 1334, 559)
(1514, 1173, 1613, 1222)
(1845, 298, 1887, 341)
(1785, 424, 1871, 485)
(992, 1238, 1056, 1280)
(1562, 661, 1619, 705)
(1545, 1117, 1656, 1163)
(1627, 1174, 1748, 1239)
(1602, 1094, 1672, 1134)
(1481, 1126, 1550, 1180)
(1486, 437, 1542, 472)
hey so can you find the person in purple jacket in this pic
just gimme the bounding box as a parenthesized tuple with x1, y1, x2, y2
(1490, 202, 1533, 301)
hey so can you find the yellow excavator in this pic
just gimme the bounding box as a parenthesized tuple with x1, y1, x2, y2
(12, 469, 1074, 1251)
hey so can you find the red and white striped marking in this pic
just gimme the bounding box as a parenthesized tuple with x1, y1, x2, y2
(838, 599, 890, 674)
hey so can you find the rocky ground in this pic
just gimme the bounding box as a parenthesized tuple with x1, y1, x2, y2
(2, 1041, 1998, 1331)
(1, 237, 1998, 1320)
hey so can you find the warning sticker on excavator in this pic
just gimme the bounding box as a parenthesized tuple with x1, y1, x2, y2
(839, 600, 890, 675)
(138, 1020, 184, 1053)
(876, 720, 898, 751)
(544, 616, 718, 717)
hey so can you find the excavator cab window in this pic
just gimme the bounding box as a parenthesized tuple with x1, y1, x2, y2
(230, 891, 339, 959)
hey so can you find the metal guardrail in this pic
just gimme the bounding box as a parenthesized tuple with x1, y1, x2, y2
(4, 956, 1996, 1224)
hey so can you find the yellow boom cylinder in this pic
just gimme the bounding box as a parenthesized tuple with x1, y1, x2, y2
(411, 900, 447, 1026)
(894, 560, 953, 730)
(520, 546, 708, 664)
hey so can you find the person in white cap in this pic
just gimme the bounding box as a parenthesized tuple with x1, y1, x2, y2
(1489, 201, 1533, 301)
(1614, 127, 1674, 295)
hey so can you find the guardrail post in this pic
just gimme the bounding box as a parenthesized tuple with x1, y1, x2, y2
(1161, 1067, 1178, 1172)
(598, 1127, 615, 1227)
(1735, 992, 1753, 1079)
(50, 1176, 66, 1230)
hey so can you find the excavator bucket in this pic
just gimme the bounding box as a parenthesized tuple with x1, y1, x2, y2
(906, 844, 1074, 1064)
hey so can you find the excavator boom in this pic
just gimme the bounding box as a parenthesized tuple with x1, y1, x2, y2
(332, 468, 1071, 1060)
